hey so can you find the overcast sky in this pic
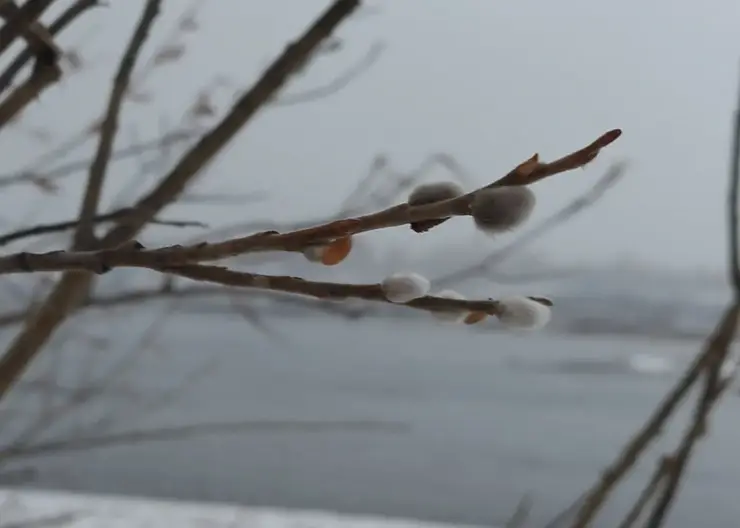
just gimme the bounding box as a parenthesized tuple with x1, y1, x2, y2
(5, 0, 740, 271)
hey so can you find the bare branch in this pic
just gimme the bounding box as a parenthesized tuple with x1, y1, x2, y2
(0, 208, 207, 248)
(0, 0, 99, 94)
(0, 0, 361, 401)
(73, 0, 162, 249)
(0, 59, 60, 128)
(0, 130, 622, 277)
(0, 419, 409, 461)
(274, 41, 385, 107)
(0, 0, 56, 64)
(568, 304, 740, 528)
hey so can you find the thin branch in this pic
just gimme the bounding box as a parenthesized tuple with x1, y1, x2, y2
(73, 0, 161, 249)
(568, 304, 740, 528)
(615, 458, 670, 528)
(155, 264, 537, 318)
(0, 59, 60, 128)
(723, 78, 740, 356)
(0, 419, 409, 460)
(0, 0, 99, 94)
(0, 0, 55, 62)
(412, 129, 622, 232)
(0, 0, 61, 67)
(0, 130, 623, 275)
(274, 41, 384, 107)
(641, 357, 735, 528)
(638, 65, 740, 528)
(0, 209, 207, 247)
(568, 65, 740, 528)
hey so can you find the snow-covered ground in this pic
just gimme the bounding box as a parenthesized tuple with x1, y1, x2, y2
(0, 489, 483, 528)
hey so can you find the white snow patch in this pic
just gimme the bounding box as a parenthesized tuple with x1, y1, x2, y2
(0, 488, 485, 528)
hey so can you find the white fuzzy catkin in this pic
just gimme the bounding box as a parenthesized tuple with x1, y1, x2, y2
(496, 296, 551, 330)
(407, 181, 465, 206)
(431, 289, 467, 323)
(381, 272, 431, 303)
(470, 186, 535, 234)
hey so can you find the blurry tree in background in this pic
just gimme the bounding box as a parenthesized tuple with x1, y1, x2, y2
(0, 2, 735, 528)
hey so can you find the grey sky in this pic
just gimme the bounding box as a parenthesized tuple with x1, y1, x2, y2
(6, 0, 740, 271)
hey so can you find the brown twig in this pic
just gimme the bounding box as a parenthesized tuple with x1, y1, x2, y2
(568, 305, 740, 528)
(0, 0, 99, 94)
(0, 0, 56, 60)
(412, 129, 622, 232)
(0, 0, 61, 68)
(641, 353, 735, 528)
(637, 66, 740, 528)
(0, 419, 409, 461)
(0, 130, 623, 276)
(152, 264, 526, 317)
(73, 0, 162, 249)
(615, 457, 670, 528)
(0, 209, 207, 247)
(0, 59, 60, 128)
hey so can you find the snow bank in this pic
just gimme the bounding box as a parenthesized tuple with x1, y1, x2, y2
(0, 488, 483, 528)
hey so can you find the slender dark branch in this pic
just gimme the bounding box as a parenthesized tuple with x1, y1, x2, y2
(0, 208, 206, 247)
(729, 66, 740, 295)
(642, 341, 738, 528)
(73, 0, 161, 249)
(274, 41, 384, 107)
(0, 58, 60, 127)
(640, 68, 740, 528)
(616, 458, 669, 528)
(569, 304, 739, 528)
(0, 0, 55, 62)
(0, 419, 408, 460)
(0, 0, 99, 93)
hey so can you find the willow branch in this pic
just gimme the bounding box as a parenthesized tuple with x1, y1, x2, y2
(0, 129, 623, 275)
(0, 209, 206, 247)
